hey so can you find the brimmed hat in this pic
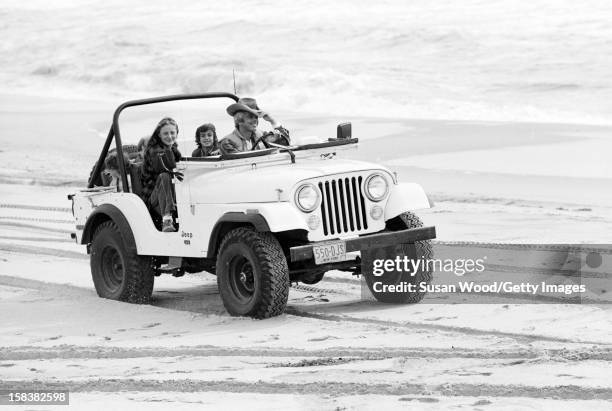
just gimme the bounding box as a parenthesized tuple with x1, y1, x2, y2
(226, 97, 262, 117)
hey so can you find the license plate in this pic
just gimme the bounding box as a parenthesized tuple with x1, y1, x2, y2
(313, 241, 346, 265)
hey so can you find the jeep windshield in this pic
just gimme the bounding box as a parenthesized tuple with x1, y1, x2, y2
(110, 94, 355, 154)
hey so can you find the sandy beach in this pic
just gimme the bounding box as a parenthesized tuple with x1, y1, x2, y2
(0, 93, 611, 409)
(3, 0, 612, 408)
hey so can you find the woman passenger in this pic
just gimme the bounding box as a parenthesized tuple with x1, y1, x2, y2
(192, 123, 219, 156)
(140, 117, 182, 232)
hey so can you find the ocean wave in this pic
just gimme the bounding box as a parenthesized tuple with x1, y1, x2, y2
(14, 64, 612, 125)
(31, 65, 61, 76)
(490, 82, 589, 93)
(113, 40, 149, 48)
(375, 28, 475, 50)
(0, 173, 85, 187)
(430, 193, 596, 211)
(2, 0, 612, 125)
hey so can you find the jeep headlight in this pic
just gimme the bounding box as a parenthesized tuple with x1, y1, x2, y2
(295, 184, 319, 212)
(364, 173, 388, 201)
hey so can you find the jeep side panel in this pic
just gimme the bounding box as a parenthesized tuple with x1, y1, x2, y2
(188, 203, 308, 258)
(76, 188, 308, 258)
(78, 192, 185, 255)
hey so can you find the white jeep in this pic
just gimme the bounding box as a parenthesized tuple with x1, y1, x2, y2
(70, 93, 436, 318)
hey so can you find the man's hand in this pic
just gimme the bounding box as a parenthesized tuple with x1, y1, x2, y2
(261, 112, 280, 128)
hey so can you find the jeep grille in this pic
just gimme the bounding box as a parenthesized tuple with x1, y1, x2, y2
(318, 176, 368, 236)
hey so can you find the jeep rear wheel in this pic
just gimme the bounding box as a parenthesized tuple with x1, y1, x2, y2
(216, 227, 289, 318)
(362, 212, 433, 303)
(90, 221, 154, 303)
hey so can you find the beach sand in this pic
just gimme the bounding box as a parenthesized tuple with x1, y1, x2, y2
(1, 94, 611, 409)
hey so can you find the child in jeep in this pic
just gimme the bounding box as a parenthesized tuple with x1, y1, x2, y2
(192, 123, 220, 157)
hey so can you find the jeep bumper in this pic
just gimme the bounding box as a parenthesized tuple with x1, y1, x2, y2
(289, 226, 436, 262)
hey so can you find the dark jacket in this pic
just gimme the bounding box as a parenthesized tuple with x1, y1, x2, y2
(191, 146, 220, 157)
(140, 143, 181, 204)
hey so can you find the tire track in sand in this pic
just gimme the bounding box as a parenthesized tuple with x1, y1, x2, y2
(1, 379, 610, 400)
(0, 271, 608, 347)
(1, 239, 610, 346)
(285, 307, 612, 346)
(3, 345, 610, 362)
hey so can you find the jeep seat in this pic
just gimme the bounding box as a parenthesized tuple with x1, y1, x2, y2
(128, 162, 144, 197)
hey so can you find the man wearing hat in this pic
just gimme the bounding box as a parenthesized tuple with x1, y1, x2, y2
(219, 97, 290, 155)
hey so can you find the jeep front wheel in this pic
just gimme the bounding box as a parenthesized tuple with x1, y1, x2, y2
(362, 212, 433, 303)
(90, 221, 154, 303)
(216, 227, 289, 318)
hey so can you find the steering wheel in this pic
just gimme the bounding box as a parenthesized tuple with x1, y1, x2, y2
(251, 134, 272, 151)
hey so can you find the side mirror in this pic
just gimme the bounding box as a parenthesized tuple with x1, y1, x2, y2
(337, 122, 352, 139)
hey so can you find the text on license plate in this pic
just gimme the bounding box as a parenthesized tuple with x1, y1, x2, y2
(313, 241, 346, 265)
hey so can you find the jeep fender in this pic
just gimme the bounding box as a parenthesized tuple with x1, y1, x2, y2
(207, 203, 308, 257)
(253, 203, 309, 232)
(384, 182, 433, 221)
(81, 194, 162, 254)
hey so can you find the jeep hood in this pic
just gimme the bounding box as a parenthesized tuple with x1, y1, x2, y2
(187, 157, 392, 204)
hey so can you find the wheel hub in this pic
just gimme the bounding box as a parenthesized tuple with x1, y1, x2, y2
(100, 246, 124, 291)
(228, 256, 256, 302)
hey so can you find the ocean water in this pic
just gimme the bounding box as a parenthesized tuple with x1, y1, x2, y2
(1, 0, 612, 124)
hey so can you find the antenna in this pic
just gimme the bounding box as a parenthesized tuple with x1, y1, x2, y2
(232, 68, 237, 95)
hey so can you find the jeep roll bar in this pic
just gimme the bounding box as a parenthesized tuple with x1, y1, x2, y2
(88, 92, 239, 191)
